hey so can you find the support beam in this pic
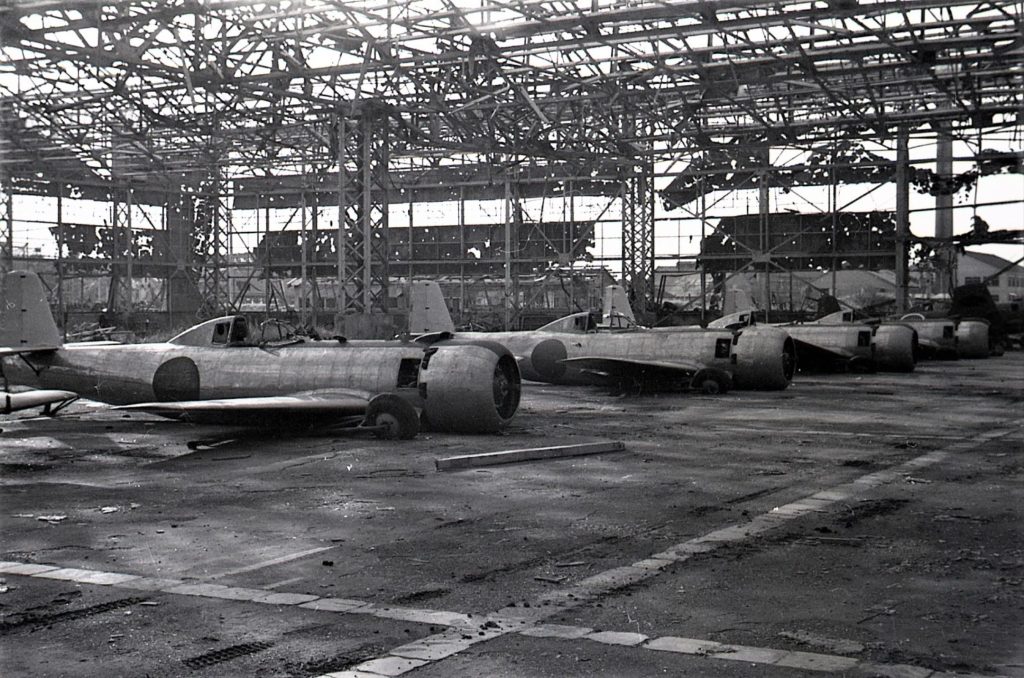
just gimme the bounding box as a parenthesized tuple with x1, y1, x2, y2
(0, 175, 11, 275)
(758, 168, 770, 319)
(165, 188, 204, 321)
(107, 184, 133, 315)
(337, 109, 390, 318)
(621, 162, 655, 316)
(0, 103, 11, 274)
(336, 115, 347, 327)
(197, 170, 231, 318)
(895, 127, 910, 314)
(504, 171, 513, 330)
(300, 177, 308, 328)
(699, 175, 707, 325)
(935, 128, 956, 296)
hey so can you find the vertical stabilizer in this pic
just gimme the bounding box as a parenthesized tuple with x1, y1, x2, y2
(0, 270, 62, 351)
(408, 280, 456, 334)
(603, 285, 636, 323)
(723, 288, 756, 315)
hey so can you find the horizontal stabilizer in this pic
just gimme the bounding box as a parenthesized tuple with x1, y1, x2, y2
(116, 393, 373, 426)
(2, 389, 78, 415)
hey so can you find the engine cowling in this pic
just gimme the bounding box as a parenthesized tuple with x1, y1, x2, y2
(416, 341, 521, 433)
(873, 324, 916, 372)
(897, 316, 958, 359)
(956, 319, 990, 359)
(731, 326, 796, 390)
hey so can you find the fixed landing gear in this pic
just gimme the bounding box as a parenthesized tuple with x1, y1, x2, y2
(691, 368, 733, 395)
(363, 394, 420, 440)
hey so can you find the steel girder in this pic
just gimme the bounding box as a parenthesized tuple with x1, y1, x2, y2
(106, 185, 134, 314)
(336, 111, 390, 316)
(0, 175, 11, 274)
(0, 100, 11, 273)
(196, 172, 231, 318)
(0, 0, 1018, 179)
(0, 0, 1020, 308)
(620, 162, 656, 311)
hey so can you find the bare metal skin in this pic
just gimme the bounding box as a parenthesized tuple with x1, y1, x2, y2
(869, 324, 917, 372)
(812, 311, 916, 372)
(897, 315, 959, 359)
(418, 281, 796, 391)
(955, 319, 991, 359)
(779, 323, 877, 372)
(2, 272, 520, 434)
(2, 389, 78, 415)
(711, 309, 883, 373)
(428, 314, 795, 391)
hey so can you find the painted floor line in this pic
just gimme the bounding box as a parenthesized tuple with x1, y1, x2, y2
(516, 621, 1003, 678)
(321, 422, 1021, 678)
(709, 425, 967, 440)
(0, 423, 1017, 677)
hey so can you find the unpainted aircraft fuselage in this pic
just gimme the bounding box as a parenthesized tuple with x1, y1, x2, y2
(448, 315, 795, 390)
(3, 312, 519, 433)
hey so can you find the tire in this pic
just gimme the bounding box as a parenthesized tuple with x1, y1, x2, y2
(364, 394, 420, 440)
(691, 368, 732, 395)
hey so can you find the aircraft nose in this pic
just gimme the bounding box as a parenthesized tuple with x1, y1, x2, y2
(530, 338, 568, 382)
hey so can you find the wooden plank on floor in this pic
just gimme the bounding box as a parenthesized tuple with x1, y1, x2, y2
(435, 441, 626, 471)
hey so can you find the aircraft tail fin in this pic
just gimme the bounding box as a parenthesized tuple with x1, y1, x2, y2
(1, 270, 63, 353)
(603, 285, 636, 323)
(722, 288, 756, 315)
(408, 280, 456, 335)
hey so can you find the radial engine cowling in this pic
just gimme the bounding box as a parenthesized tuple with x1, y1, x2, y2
(731, 326, 796, 390)
(956, 319, 990, 359)
(874, 324, 917, 372)
(416, 341, 521, 433)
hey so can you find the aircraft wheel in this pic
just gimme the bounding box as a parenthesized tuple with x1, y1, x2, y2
(849, 357, 876, 373)
(692, 368, 731, 395)
(365, 394, 420, 440)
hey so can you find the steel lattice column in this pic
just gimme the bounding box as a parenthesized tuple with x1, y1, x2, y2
(0, 175, 11, 275)
(620, 162, 655, 314)
(106, 185, 133, 314)
(336, 110, 389, 316)
(0, 101, 10, 273)
(895, 127, 910, 314)
(203, 176, 231, 317)
(189, 170, 231, 318)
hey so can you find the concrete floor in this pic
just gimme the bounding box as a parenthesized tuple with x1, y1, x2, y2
(1, 355, 1022, 677)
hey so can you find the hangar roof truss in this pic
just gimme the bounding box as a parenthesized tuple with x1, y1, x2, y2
(0, 0, 1020, 185)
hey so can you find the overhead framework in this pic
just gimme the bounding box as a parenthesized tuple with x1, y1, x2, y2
(0, 0, 1021, 319)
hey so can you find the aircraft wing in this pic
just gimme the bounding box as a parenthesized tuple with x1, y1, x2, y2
(115, 393, 373, 426)
(560, 356, 705, 379)
(114, 391, 421, 439)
